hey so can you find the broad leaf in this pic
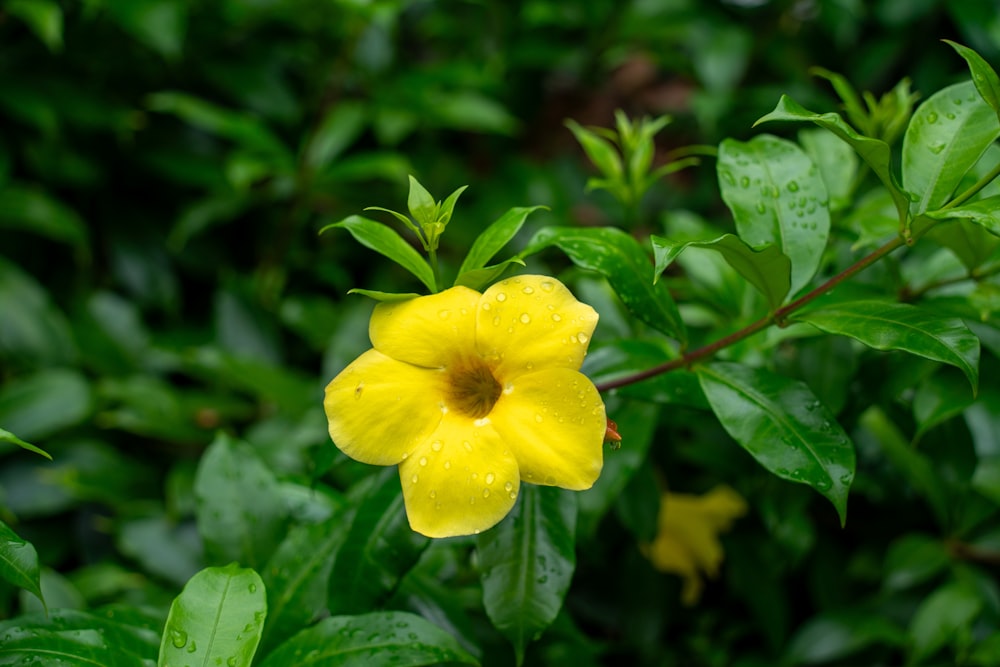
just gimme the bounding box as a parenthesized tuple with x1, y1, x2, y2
(0, 607, 161, 666)
(784, 611, 906, 664)
(0, 520, 44, 609)
(458, 206, 545, 276)
(258, 611, 479, 667)
(158, 564, 267, 667)
(902, 81, 1000, 215)
(259, 511, 353, 658)
(944, 40, 1000, 118)
(477, 486, 577, 665)
(406, 175, 438, 226)
(0, 368, 91, 441)
(799, 127, 858, 212)
(696, 362, 855, 525)
(927, 194, 1000, 238)
(755, 95, 910, 219)
(193, 433, 288, 569)
(717, 135, 831, 297)
(321, 215, 436, 292)
(908, 581, 982, 665)
(582, 339, 707, 408)
(521, 226, 686, 341)
(792, 300, 980, 392)
(327, 468, 429, 615)
(651, 233, 791, 310)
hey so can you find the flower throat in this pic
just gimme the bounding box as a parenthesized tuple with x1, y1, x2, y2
(446, 359, 502, 418)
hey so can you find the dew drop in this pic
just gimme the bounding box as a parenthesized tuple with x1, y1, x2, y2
(429, 490, 437, 498)
(492, 316, 501, 326)
(519, 313, 531, 324)
(419, 456, 428, 466)
(483, 488, 491, 498)
(576, 332, 589, 344)
(509, 490, 518, 499)
(169, 629, 187, 649)
(534, 413, 544, 423)
(411, 473, 419, 484)
(721, 169, 736, 186)
(739, 175, 750, 188)
(787, 180, 799, 192)
(551, 313, 562, 322)
(469, 497, 476, 505)
(496, 292, 507, 302)
(504, 481, 514, 491)
(485, 472, 496, 484)
(463, 441, 473, 452)
(227, 657, 238, 667)
(926, 111, 938, 123)
(248, 583, 257, 593)
(929, 142, 946, 155)
(756, 202, 766, 214)
(444, 460, 452, 469)
(522, 286, 534, 294)
(540, 280, 554, 292)
(431, 440, 443, 452)
(482, 302, 491, 311)
(437, 309, 450, 319)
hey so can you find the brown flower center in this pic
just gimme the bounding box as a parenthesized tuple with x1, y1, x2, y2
(446, 359, 502, 418)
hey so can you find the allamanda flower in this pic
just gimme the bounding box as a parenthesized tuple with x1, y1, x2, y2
(324, 275, 606, 538)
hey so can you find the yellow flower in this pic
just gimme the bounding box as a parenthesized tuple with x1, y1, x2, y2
(644, 485, 747, 605)
(324, 275, 606, 538)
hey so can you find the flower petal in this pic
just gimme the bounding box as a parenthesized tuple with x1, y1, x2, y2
(399, 412, 520, 538)
(476, 275, 598, 377)
(489, 367, 605, 490)
(370, 286, 480, 368)
(324, 349, 445, 465)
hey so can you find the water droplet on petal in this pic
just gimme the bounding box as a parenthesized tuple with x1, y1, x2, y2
(492, 316, 501, 326)
(463, 441, 473, 452)
(504, 481, 513, 491)
(429, 490, 436, 498)
(576, 332, 589, 344)
(411, 473, 419, 484)
(483, 488, 491, 498)
(444, 460, 452, 469)
(482, 302, 491, 311)
(519, 313, 531, 324)
(522, 286, 534, 294)
(534, 413, 543, 423)
(431, 440, 443, 452)
(485, 472, 496, 484)
(540, 281, 554, 292)
(438, 309, 450, 319)
(551, 313, 562, 322)
(419, 457, 428, 466)
(496, 292, 507, 302)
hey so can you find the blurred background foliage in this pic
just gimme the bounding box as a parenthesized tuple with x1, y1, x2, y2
(2, 0, 1000, 665)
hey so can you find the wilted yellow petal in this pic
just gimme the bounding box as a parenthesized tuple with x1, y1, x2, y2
(324, 349, 446, 465)
(400, 412, 519, 538)
(370, 286, 480, 368)
(646, 486, 747, 605)
(489, 367, 605, 490)
(476, 275, 598, 377)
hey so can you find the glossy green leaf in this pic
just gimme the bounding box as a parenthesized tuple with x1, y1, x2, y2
(458, 206, 546, 276)
(158, 563, 267, 667)
(944, 40, 1000, 118)
(902, 81, 1000, 215)
(717, 135, 830, 296)
(582, 339, 707, 408)
(477, 486, 577, 665)
(792, 300, 980, 392)
(0, 183, 88, 248)
(755, 94, 910, 219)
(923, 217, 1000, 270)
(799, 127, 858, 212)
(4, 0, 63, 51)
(328, 468, 429, 615)
(406, 175, 438, 226)
(926, 194, 1000, 238)
(651, 233, 791, 309)
(0, 368, 92, 441)
(258, 611, 479, 667)
(908, 580, 982, 664)
(0, 519, 44, 609)
(696, 362, 855, 525)
(883, 533, 951, 591)
(565, 120, 623, 179)
(0, 427, 51, 459)
(346, 288, 422, 302)
(453, 258, 526, 291)
(194, 433, 288, 569)
(0, 607, 161, 666)
(321, 215, 436, 292)
(521, 226, 686, 341)
(259, 511, 353, 658)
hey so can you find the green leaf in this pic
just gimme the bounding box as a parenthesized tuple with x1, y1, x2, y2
(346, 288, 422, 302)
(0, 368, 92, 441)
(0, 607, 161, 666)
(0, 256, 77, 368)
(908, 580, 982, 664)
(4, 0, 63, 51)
(458, 206, 546, 276)
(328, 468, 429, 615)
(117, 513, 203, 587)
(902, 81, 1000, 215)
(927, 195, 1000, 238)
(477, 486, 577, 665)
(194, 433, 288, 569)
(259, 510, 353, 658)
(696, 362, 855, 525)
(453, 258, 526, 291)
(303, 100, 368, 170)
(923, 217, 1000, 270)
(754, 95, 910, 220)
(407, 175, 438, 226)
(321, 215, 436, 292)
(883, 533, 951, 591)
(521, 226, 686, 342)
(106, 0, 187, 59)
(582, 340, 707, 408)
(437, 184, 468, 226)
(913, 369, 975, 440)
(0, 520, 44, 609)
(0, 183, 88, 249)
(792, 300, 980, 392)
(944, 40, 1000, 118)
(784, 611, 906, 664)
(565, 120, 623, 180)
(158, 564, 267, 667)
(799, 127, 858, 212)
(258, 611, 478, 667)
(717, 135, 831, 297)
(651, 233, 791, 310)
(0, 427, 51, 459)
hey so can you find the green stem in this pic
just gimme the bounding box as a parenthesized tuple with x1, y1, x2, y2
(595, 234, 907, 392)
(428, 246, 442, 293)
(941, 160, 1000, 210)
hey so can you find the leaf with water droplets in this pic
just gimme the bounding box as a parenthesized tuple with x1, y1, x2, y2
(902, 81, 1000, 216)
(476, 485, 577, 665)
(944, 40, 1000, 120)
(717, 135, 831, 297)
(157, 563, 267, 667)
(257, 611, 478, 667)
(696, 362, 855, 525)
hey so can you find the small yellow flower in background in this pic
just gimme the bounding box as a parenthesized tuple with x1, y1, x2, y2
(644, 485, 747, 605)
(324, 275, 607, 538)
